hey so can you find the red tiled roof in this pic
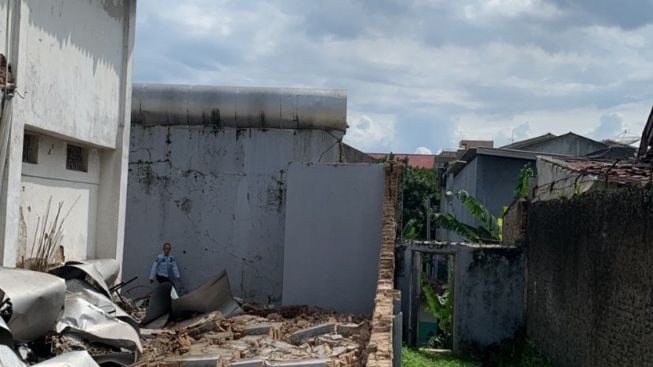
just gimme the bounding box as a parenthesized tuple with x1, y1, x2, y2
(368, 153, 436, 169)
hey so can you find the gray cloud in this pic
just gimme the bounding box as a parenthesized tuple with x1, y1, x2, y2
(134, 0, 653, 152)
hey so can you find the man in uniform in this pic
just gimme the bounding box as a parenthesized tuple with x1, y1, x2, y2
(149, 242, 181, 285)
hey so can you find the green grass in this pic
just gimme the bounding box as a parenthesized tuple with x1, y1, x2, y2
(402, 347, 480, 367)
(401, 341, 551, 367)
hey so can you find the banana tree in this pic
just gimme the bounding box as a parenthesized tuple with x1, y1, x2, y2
(435, 190, 502, 243)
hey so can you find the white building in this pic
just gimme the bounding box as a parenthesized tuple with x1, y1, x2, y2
(0, 0, 136, 267)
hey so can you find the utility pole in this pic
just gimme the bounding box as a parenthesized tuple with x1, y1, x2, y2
(424, 196, 431, 241)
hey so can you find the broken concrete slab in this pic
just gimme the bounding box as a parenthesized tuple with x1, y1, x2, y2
(159, 354, 224, 367)
(266, 359, 329, 367)
(336, 323, 361, 338)
(290, 323, 335, 345)
(229, 358, 265, 367)
(174, 311, 224, 330)
(243, 322, 282, 336)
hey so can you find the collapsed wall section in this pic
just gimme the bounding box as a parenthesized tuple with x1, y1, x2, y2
(527, 187, 653, 367)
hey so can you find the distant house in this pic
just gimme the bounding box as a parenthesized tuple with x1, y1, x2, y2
(459, 140, 494, 150)
(502, 132, 608, 156)
(438, 132, 619, 242)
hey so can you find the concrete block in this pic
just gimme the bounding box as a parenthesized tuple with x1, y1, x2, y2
(243, 322, 282, 336)
(290, 323, 335, 344)
(336, 323, 361, 337)
(161, 354, 223, 367)
(229, 359, 265, 367)
(265, 359, 329, 367)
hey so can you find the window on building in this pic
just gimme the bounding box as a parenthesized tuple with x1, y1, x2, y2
(66, 143, 88, 172)
(22, 133, 38, 164)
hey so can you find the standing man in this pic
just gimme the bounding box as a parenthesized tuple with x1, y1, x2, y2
(149, 242, 181, 285)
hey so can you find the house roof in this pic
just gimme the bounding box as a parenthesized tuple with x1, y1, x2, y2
(501, 133, 557, 149)
(368, 153, 436, 169)
(540, 156, 651, 185)
(501, 132, 607, 152)
(447, 147, 571, 176)
(459, 140, 494, 149)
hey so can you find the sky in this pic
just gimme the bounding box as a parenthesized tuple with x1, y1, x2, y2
(133, 0, 653, 154)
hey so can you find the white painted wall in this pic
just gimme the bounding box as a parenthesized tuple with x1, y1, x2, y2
(124, 125, 343, 303)
(0, 0, 136, 268)
(19, 134, 100, 263)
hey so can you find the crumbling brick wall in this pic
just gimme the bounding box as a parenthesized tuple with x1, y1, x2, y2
(527, 187, 653, 367)
(366, 163, 402, 367)
(502, 199, 528, 246)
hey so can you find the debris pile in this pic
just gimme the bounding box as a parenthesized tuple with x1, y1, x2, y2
(135, 306, 370, 366)
(0, 260, 371, 366)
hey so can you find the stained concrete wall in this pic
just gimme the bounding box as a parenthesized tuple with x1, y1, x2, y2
(527, 187, 653, 367)
(282, 163, 384, 314)
(124, 125, 342, 303)
(402, 243, 524, 352)
(453, 245, 524, 352)
(0, 0, 135, 267)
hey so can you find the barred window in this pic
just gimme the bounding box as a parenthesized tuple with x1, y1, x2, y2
(22, 133, 38, 164)
(66, 144, 87, 172)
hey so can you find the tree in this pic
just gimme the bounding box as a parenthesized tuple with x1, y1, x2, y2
(435, 190, 502, 243)
(401, 167, 439, 240)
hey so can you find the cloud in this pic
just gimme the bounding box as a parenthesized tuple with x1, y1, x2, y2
(344, 113, 397, 152)
(134, 0, 653, 153)
(414, 147, 433, 155)
(590, 113, 625, 140)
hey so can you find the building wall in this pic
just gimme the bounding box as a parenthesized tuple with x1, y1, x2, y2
(521, 134, 606, 156)
(439, 159, 477, 242)
(19, 134, 100, 262)
(527, 187, 653, 367)
(124, 124, 342, 303)
(454, 246, 524, 352)
(475, 155, 532, 216)
(0, 0, 135, 267)
(282, 163, 384, 314)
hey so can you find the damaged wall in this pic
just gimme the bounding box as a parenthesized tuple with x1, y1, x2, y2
(124, 124, 342, 303)
(527, 187, 653, 367)
(282, 162, 384, 314)
(402, 243, 524, 352)
(0, 0, 136, 266)
(454, 245, 524, 351)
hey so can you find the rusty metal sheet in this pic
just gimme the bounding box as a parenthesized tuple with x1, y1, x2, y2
(0, 268, 66, 342)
